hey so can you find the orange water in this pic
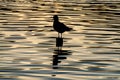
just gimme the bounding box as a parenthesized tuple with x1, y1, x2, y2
(0, 0, 120, 80)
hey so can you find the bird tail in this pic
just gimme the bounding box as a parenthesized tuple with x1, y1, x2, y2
(66, 27, 72, 31)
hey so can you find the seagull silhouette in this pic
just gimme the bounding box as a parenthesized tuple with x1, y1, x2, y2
(53, 15, 72, 37)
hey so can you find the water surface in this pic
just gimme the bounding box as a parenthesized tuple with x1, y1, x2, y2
(0, 0, 120, 80)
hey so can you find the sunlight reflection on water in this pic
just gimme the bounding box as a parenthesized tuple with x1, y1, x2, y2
(0, 0, 120, 80)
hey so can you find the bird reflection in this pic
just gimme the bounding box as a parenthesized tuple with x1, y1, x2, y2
(52, 36, 71, 69)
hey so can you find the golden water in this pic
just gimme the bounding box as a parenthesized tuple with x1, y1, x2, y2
(0, 0, 120, 80)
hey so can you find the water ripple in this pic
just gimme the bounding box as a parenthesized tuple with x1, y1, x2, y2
(0, 1, 120, 80)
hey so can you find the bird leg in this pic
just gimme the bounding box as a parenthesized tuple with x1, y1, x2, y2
(58, 33, 60, 37)
(58, 33, 62, 38)
(61, 33, 62, 38)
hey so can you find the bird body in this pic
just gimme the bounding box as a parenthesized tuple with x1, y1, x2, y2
(53, 15, 72, 37)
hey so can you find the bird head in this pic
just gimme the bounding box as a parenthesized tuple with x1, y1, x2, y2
(53, 15, 58, 21)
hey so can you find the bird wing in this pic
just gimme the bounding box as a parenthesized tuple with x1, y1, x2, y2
(60, 22, 72, 31)
(59, 22, 67, 28)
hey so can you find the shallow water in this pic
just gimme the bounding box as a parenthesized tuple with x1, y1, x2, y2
(0, 0, 120, 80)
